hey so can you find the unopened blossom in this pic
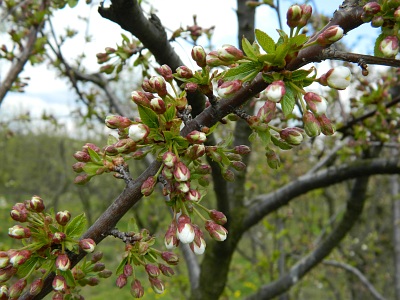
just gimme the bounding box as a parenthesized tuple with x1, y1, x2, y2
(29, 278, 44, 296)
(116, 274, 128, 288)
(79, 238, 96, 253)
(317, 114, 335, 135)
(217, 80, 242, 98)
(264, 81, 286, 103)
(150, 97, 166, 114)
(9, 250, 31, 267)
(131, 90, 151, 107)
(164, 222, 179, 249)
(130, 279, 144, 298)
(0, 252, 9, 268)
(176, 66, 193, 79)
(174, 161, 191, 182)
(304, 92, 328, 115)
(185, 189, 201, 202)
(234, 145, 251, 155)
(8, 278, 27, 299)
(286, 4, 302, 28)
(8, 225, 31, 239)
(73, 150, 91, 162)
(205, 220, 228, 241)
(162, 151, 177, 169)
(159, 264, 175, 277)
(265, 148, 280, 169)
(52, 232, 66, 244)
(10, 203, 28, 222)
(303, 111, 321, 137)
(190, 225, 206, 255)
(257, 100, 276, 124)
(0, 285, 8, 299)
(363, 2, 381, 16)
(175, 181, 190, 193)
(156, 64, 173, 82)
(206, 50, 226, 67)
(56, 210, 71, 226)
(319, 66, 351, 90)
(29, 195, 45, 212)
(191, 45, 207, 67)
(185, 144, 206, 160)
(145, 264, 161, 278)
(317, 25, 344, 46)
(161, 251, 179, 265)
(380, 36, 399, 57)
(148, 76, 167, 97)
(186, 130, 207, 144)
(297, 4, 312, 28)
(128, 123, 150, 142)
(176, 215, 195, 244)
(0, 265, 17, 282)
(280, 127, 305, 146)
(55, 253, 71, 271)
(52, 275, 67, 292)
(217, 44, 244, 62)
(149, 277, 165, 294)
(105, 115, 132, 129)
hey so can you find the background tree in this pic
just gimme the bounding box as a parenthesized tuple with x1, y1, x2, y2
(1, 0, 400, 299)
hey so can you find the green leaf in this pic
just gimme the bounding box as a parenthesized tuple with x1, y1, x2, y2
(374, 33, 385, 57)
(60, 270, 76, 287)
(65, 213, 87, 239)
(138, 105, 159, 128)
(271, 135, 292, 150)
(289, 34, 309, 47)
(82, 162, 101, 176)
(116, 257, 128, 275)
(255, 29, 275, 53)
(87, 147, 102, 165)
(290, 69, 313, 82)
(242, 37, 258, 60)
(281, 85, 296, 118)
(258, 53, 276, 64)
(164, 105, 176, 122)
(273, 43, 290, 67)
(107, 134, 119, 146)
(257, 129, 271, 146)
(121, 33, 130, 44)
(127, 217, 139, 233)
(17, 257, 41, 278)
(223, 62, 263, 82)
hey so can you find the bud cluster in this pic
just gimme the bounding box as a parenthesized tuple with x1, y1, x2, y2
(286, 4, 312, 31)
(1, 196, 110, 299)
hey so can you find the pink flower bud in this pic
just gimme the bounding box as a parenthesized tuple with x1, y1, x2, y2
(128, 124, 150, 142)
(141, 176, 157, 196)
(205, 220, 228, 241)
(52, 292, 63, 300)
(145, 264, 161, 278)
(185, 189, 202, 202)
(217, 44, 244, 62)
(0, 265, 17, 282)
(195, 164, 211, 175)
(72, 162, 85, 173)
(206, 50, 227, 67)
(156, 64, 173, 82)
(222, 168, 235, 182)
(149, 277, 165, 294)
(174, 161, 191, 182)
(79, 238, 96, 253)
(231, 161, 246, 171)
(265, 148, 280, 169)
(234, 145, 251, 155)
(298, 4, 312, 28)
(150, 97, 166, 114)
(286, 4, 302, 28)
(162, 151, 177, 169)
(190, 224, 206, 255)
(116, 274, 127, 288)
(191, 45, 207, 68)
(161, 251, 179, 265)
(304, 92, 328, 115)
(130, 279, 144, 298)
(29, 278, 44, 296)
(74, 174, 91, 185)
(317, 114, 335, 136)
(186, 130, 207, 144)
(8, 225, 31, 239)
(10, 204, 28, 222)
(73, 151, 91, 162)
(257, 100, 276, 123)
(52, 232, 66, 244)
(0, 252, 9, 269)
(164, 222, 179, 249)
(264, 81, 285, 103)
(149, 76, 168, 97)
(175, 181, 190, 193)
(83, 143, 101, 153)
(0, 285, 8, 299)
(123, 263, 133, 277)
(363, 2, 381, 16)
(209, 209, 227, 225)
(9, 250, 31, 267)
(176, 215, 195, 244)
(320, 66, 351, 90)
(280, 127, 305, 146)
(317, 25, 344, 46)
(56, 253, 71, 271)
(98, 269, 113, 278)
(159, 264, 175, 277)
(185, 82, 198, 93)
(131, 90, 151, 107)
(56, 210, 71, 226)
(185, 144, 206, 160)
(29, 195, 45, 212)
(105, 115, 133, 129)
(176, 66, 193, 79)
(9, 278, 27, 298)
(380, 36, 399, 57)
(52, 275, 67, 292)
(303, 111, 321, 137)
(217, 80, 242, 98)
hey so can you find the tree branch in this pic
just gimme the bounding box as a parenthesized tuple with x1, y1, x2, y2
(323, 260, 387, 300)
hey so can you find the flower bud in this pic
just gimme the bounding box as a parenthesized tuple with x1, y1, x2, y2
(265, 148, 280, 169)
(190, 224, 206, 255)
(93, 264, 105, 273)
(174, 161, 191, 182)
(320, 66, 351, 90)
(72, 162, 85, 173)
(0, 285, 8, 300)
(91, 251, 103, 263)
(156, 64, 173, 82)
(176, 215, 195, 244)
(222, 168, 235, 182)
(9, 249, 31, 267)
(186, 130, 207, 144)
(73, 151, 91, 162)
(205, 220, 228, 241)
(175, 181, 190, 193)
(286, 4, 302, 28)
(145, 264, 161, 278)
(159, 264, 175, 277)
(209, 209, 227, 225)
(123, 263, 133, 277)
(234, 145, 251, 155)
(317, 25, 344, 46)
(161, 251, 179, 265)
(176, 66, 193, 79)
(52, 292, 63, 300)
(29, 195, 45, 212)
(105, 115, 133, 129)
(363, 2, 381, 16)
(195, 164, 212, 174)
(131, 90, 151, 107)
(185, 189, 202, 202)
(98, 269, 113, 278)
(9, 278, 27, 298)
(128, 124, 150, 142)
(191, 45, 207, 68)
(79, 238, 96, 253)
(206, 50, 227, 67)
(0, 252, 9, 269)
(29, 278, 44, 296)
(56, 253, 71, 271)
(317, 114, 335, 135)
(74, 174, 91, 185)
(264, 81, 286, 103)
(162, 151, 177, 168)
(217, 44, 244, 62)
(116, 274, 127, 288)
(148, 277, 165, 294)
(141, 176, 157, 196)
(52, 275, 67, 292)
(10, 205, 28, 222)
(185, 144, 206, 160)
(150, 97, 166, 114)
(130, 279, 144, 298)
(280, 127, 304, 146)
(0, 265, 17, 282)
(185, 82, 198, 93)
(164, 222, 179, 249)
(56, 210, 71, 226)
(380, 36, 399, 57)
(304, 92, 328, 115)
(298, 4, 312, 28)
(371, 15, 384, 27)
(303, 111, 321, 137)
(149, 76, 168, 97)
(217, 80, 242, 98)
(8, 225, 31, 239)
(52, 232, 66, 244)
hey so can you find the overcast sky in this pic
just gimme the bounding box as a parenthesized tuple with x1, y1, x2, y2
(0, 0, 380, 131)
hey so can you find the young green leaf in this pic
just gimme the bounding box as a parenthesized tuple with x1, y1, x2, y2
(255, 29, 275, 54)
(17, 257, 41, 278)
(281, 84, 296, 118)
(271, 135, 293, 150)
(374, 33, 385, 58)
(223, 62, 263, 82)
(82, 162, 102, 176)
(116, 257, 129, 275)
(65, 213, 87, 239)
(138, 105, 159, 128)
(242, 37, 258, 60)
(87, 147, 102, 165)
(289, 34, 309, 47)
(164, 105, 176, 122)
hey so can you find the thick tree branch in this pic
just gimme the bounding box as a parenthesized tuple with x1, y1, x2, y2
(323, 260, 387, 300)
(243, 157, 400, 229)
(245, 175, 369, 299)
